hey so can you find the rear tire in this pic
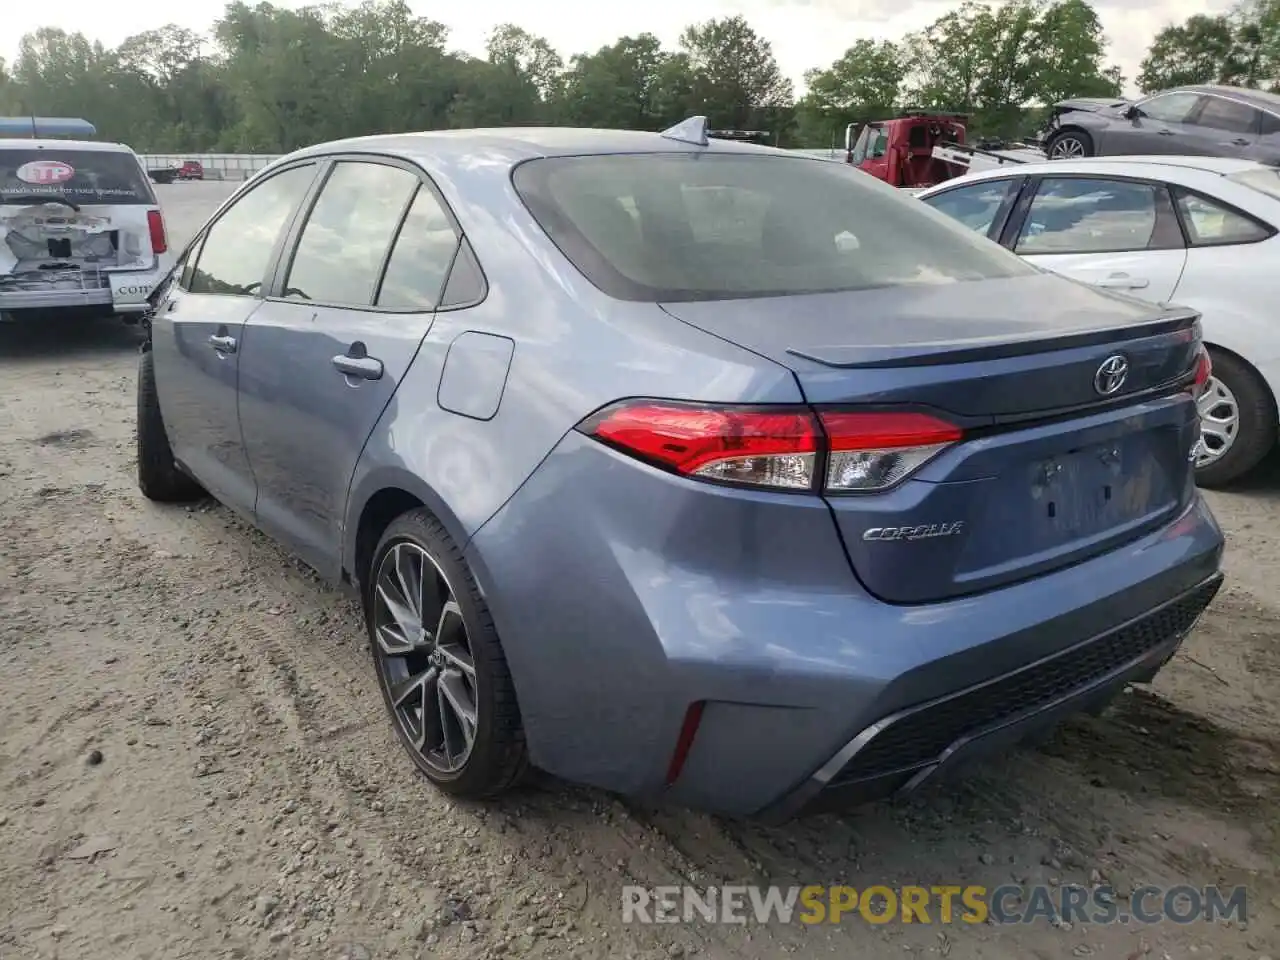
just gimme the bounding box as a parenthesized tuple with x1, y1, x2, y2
(366, 509, 528, 799)
(136, 350, 205, 502)
(1046, 129, 1094, 159)
(1194, 347, 1278, 487)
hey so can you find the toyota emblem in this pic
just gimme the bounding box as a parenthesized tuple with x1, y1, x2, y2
(1094, 354, 1129, 396)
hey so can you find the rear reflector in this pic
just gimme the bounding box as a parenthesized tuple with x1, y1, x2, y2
(665, 701, 706, 785)
(147, 209, 168, 254)
(579, 400, 962, 493)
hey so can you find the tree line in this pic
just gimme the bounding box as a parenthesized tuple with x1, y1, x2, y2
(0, 0, 1276, 154)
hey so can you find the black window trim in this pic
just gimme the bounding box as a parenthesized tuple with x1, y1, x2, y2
(186, 160, 321, 300)
(264, 151, 488, 315)
(998, 172, 1186, 256)
(1168, 183, 1278, 248)
(918, 175, 1028, 241)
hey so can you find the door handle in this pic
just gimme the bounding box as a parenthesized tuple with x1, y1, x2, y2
(208, 334, 237, 353)
(1157, 128, 1175, 136)
(1095, 274, 1149, 290)
(1227, 137, 1250, 146)
(332, 353, 383, 380)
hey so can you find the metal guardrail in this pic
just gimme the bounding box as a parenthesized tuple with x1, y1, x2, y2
(139, 153, 283, 181)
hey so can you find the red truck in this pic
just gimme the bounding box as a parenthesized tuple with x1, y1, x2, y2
(843, 110, 1037, 188)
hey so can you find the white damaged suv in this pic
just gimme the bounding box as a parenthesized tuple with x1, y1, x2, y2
(0, 137, 174, 325)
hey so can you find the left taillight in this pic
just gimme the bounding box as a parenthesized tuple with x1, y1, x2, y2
(1188, 345, 1211, 399)
(147, 209, 168, 254)
(577, 400, 962, 494)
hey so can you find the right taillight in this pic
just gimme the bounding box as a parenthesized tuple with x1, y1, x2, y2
(578, 400, 962, 494)
(820, 411, 963, 492)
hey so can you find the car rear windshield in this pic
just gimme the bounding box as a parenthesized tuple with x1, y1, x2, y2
(511, 152, 1034, 302)
(1228, 166, 1280, 202)
(0, 148, 154, 206)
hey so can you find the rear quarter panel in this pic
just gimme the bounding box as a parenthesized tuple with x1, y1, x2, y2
(1168, 177, 1280, 410)
(342, 153, 801, 575)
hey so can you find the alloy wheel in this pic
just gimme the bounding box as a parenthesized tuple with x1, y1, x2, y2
(1049, 136, 1087, 159)
(371, 541, 479, 774)
(1193, 376, 1240, 468)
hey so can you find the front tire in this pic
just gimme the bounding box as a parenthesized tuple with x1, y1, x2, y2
(136, 350, 205, 502)
(1194, 348, 1278, 487)
(1046, 129, 1094, 159)
(366, 509, 528, 798)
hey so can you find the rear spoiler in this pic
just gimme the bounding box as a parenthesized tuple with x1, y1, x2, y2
(0, 116, 97, 138)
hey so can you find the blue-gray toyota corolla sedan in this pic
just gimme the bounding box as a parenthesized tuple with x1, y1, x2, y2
(136, 119, 1225, 821)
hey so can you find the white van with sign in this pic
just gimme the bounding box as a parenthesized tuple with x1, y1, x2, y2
(0, 138, 174, 325)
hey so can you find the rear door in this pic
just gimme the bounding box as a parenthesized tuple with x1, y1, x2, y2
(1001, 175, 1187, 301)
(151, 162, 319, 511)
(1180, 95, 1262, 157)
(237, 157, 462, 578)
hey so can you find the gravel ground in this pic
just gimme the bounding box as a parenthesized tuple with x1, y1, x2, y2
(1, 181, 1277, 960)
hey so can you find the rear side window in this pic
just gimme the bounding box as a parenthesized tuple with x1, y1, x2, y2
(284, 161, 420, 307)
(512, 153, 1033, 302)
(1173, 188, 1272, 245)
(376, 185, 460, 310)
(1015, 178, 1161, 254)
(190, 165, 316, 297)
(921, 180, 1017, 236)
(1194, 97, 1259, 135)
(0, 148, 154, 205)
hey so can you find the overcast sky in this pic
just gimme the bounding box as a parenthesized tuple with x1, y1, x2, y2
(2, 0, 1236, 98)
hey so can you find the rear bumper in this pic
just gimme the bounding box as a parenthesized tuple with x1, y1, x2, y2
(465, 433, 1225, 819)
(760, 572, 1221, 822)
(0, 262, 167, 315)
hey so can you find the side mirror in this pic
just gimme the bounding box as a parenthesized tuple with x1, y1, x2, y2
(1123, 104, 1141, 120)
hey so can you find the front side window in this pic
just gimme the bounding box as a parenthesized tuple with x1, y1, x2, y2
(284, 161, 421, 306)
(869, 130, 890, 159)
(1173, 188, 1272, 245)
(190, 164, 316, 297)
(849, 126, 875, 165)
(921, 180, 1017, 237)
(1194, 97, 1259, 135)
(376, 185, 460, 310)
(513, 153, 1034, 302)
(1016, 178, 1160, 255)
(0, 148, 154, 205)
(1138, 92, 1200, 125)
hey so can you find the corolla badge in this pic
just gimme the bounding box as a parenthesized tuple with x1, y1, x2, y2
(1093, 354, 1129, 396)
(863, 522, 965, 542)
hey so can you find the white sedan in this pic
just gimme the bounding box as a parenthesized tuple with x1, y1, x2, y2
(916, 155, 1280, 486)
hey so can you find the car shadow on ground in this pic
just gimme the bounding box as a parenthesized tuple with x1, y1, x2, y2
(1215, 446, 1280, 500)
(0, 317, 145, 362)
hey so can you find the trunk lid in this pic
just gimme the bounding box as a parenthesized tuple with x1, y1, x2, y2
(660, 274, 1202, 604)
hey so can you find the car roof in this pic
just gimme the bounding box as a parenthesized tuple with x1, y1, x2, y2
(283, 126, 792, 170)
(1172, 84, 1280, 111)
(0, 138, 135, 153)
(920, 155, 1270, 193)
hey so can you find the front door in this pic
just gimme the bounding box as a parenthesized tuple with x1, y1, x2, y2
(1104, 91, 1202, 156)
(237, 158, 463, 578)
(150, 163, 319, 511)
(1007, 175, 1187, 303)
